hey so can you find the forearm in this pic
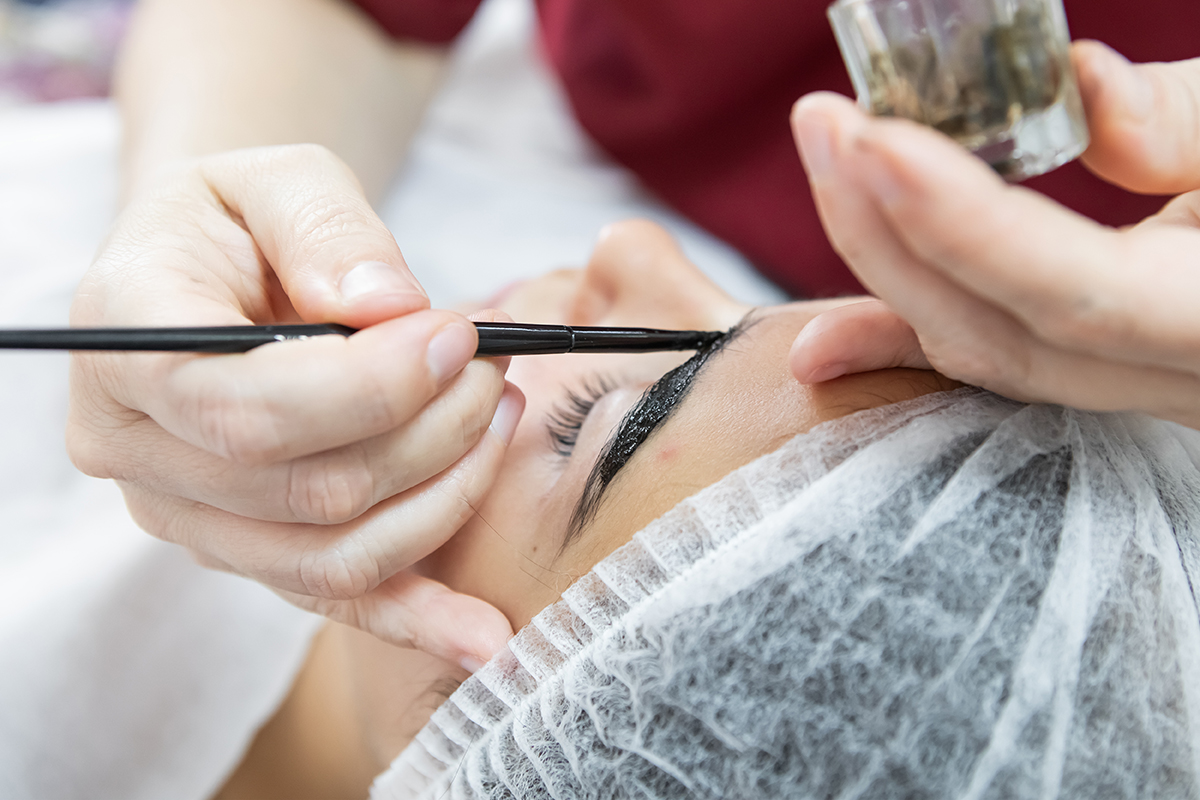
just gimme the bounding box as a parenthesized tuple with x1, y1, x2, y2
(115, 0, 448, 203)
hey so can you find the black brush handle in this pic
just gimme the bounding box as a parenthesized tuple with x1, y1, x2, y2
(0, 322, 721, 356)
(0, 324, 356, 353)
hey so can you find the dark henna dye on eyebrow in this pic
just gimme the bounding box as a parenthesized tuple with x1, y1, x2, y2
(561, 314, 758, 551)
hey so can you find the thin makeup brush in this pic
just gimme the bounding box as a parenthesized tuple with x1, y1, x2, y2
(0, 322, 723, 357)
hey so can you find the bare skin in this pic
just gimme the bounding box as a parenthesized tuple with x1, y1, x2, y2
(117, 0, 444, 202)
(789, 42, 1200, 430)
(214, 221, 960, 799)
(69, 0, 522, 666)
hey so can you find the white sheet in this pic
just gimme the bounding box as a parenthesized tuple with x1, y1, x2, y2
(0, 101, 325, 800)
(0, 0, 784, 797)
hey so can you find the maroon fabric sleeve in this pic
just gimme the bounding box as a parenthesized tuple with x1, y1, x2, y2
(350, 0, 1200, 298)
(348, 0, 485, 43)
(537, 0, 1200, 298)
(538, 0, 862, 297)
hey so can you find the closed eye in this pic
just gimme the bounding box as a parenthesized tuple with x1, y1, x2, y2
(561, 309, 759, 550)
(544, 374, 619, 459)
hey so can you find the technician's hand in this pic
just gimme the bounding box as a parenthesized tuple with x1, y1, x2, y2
(68, 145, 521, 670)
(788, 42, 1200, 429)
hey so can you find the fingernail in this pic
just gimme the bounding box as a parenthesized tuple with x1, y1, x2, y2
(340, 261, 423, 302)
(426, 323, 476, 385)
(793, 101, 836, 181)
(489, 388, 525, 445)
(807, 362, 849, 383)
(459, 655, 487, 674)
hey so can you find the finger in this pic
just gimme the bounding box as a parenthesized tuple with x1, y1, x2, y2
(983, 336, 1200, 428)
(115, 311, 483, 464)
(466, 306, 515, 374)
(794, 94, 1041, 388)
(86, 356, 512, 524)
(278, 571, 513, 671)
(1137, 190, 1200, 231)
(790, 299, 932, 383)
(185, 548, 235, 574)
(118, 382, 526, 599)
(201, 144, 429, 328)
(1074, 41, 1200, 195)
(793, 93, 1200, 426)
(838, 99, 1200, 374)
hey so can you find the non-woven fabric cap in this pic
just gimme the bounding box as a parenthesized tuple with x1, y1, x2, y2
(372, 387, 1200, 799)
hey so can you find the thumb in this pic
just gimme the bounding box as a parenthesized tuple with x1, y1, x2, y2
(1074, 41, 1200, 195)
(201, 144, 430, 328)
(790, 300, 932, 383)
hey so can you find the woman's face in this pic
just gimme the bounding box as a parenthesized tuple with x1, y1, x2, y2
(421, 220, 958, 629)
(338, 220, 959, 768)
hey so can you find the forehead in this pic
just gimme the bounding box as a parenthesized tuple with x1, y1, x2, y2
(509, 301, 818, 395)
(556, 307, 825, 568)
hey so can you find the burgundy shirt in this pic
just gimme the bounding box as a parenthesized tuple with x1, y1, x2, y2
(351, 0, 1200, 297)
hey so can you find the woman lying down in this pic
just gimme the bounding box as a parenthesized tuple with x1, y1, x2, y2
(216, 221, 1200, 800)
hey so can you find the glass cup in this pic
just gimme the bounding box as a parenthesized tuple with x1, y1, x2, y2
(827, 0, 1089, 181)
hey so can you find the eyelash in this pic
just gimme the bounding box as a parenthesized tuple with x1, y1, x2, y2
(546, 374, 619, 459)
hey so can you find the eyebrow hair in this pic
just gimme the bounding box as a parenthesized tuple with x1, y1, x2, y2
(560, 311, 759, 551)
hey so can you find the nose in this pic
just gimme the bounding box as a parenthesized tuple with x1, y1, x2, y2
(568, 220, 747, 329)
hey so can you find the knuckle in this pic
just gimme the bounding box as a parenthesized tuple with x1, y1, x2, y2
(286, 451, 376, 525)
(116, 482, 177, 545)
(926, 335, 1013, 389)
(358, 366, 408, 433)
(436, 474, 483, 529)
(429, 447, 494, 522)
(441, 390, 482, 453)
(448, 362, 504, 438)
(1023, 234, 1142, 353)
(297, 541, 381, 601)
(1024, 292, 1129, 352)
(186, 548, 233, 573)
(429, 386, 490, 462)
(183, 379, 286, 465)
(229, 143, 344, 187)
(830, 232, 870, 269)
(268, 142, 339, 170)
(385, 362, 499, 474)
(464, 372, 501, 439)
(292, 194, 367, 251)
(64, 383, 147, 480)
(65, 422, 112, 479)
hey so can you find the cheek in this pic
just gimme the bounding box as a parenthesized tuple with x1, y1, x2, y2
(422, 510, 568, 631)
(417, 415, 576, 630)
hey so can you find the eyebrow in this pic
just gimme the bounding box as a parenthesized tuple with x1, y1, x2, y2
(560, 311, 759, 551)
